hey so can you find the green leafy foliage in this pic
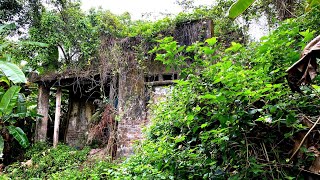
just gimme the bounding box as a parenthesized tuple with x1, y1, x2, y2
(90, 7, 320, 179)
(0, 79, 30, 159)
(228, 0, 320, 20)
(18, 0, 247, 74)
(3, 143, 114, 179)
(0, 71, 30, 160)
(0, 61, 26, 84)
(24, 2, 100, 72)
(228, 0, 256, 19)
(306, 0, 320, 11)
(0, 86, 20, 116)
(0, 24, 38, 162)
(7, 126, 29, 148)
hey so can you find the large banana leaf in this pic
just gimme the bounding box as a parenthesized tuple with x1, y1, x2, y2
(0, 61, 27, 84)
(227, 0, 256, 19)
(7, 126, 29, 148)
(0, 86, 21, 116)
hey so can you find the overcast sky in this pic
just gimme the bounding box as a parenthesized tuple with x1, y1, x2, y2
(81, 0, 213, 20)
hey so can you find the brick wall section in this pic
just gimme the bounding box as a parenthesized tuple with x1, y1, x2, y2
(117, 46, 146, 156)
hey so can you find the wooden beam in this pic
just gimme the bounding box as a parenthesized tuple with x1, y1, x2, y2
(35, 84, 50, 142)
(53, 87, 62, 148)
(144, 80, 175, 86)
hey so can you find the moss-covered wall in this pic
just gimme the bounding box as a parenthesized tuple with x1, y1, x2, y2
(65, 96, 95, 148)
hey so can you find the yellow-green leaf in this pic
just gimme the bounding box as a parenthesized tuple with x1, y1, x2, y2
(227, 0, 256, 19)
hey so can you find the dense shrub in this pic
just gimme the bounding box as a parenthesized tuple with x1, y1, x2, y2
(103, 8, 320, 179)
(3, 143, 91, 179)
(0, 142, 116, 179)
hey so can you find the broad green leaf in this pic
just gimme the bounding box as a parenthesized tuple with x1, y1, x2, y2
(174, 135, 186, 143)
(201, 123, 208, 128)
(269, 105, 278, 114)
(205, 37, 217, 46)
(187, 114, 194, 121)
(218, 115, 228, 125)
(225, 42, 243, 52)
(0, 61, 27, 84)
(298, 29, 317, 49)
(0, 86, 21, 116)
(312, 84, 320, 92)
(200, 94, 216, 99)
(0, 136, 3, 159)
(202, 47, 215, 55)
(227, 0, 256, 19)
(7, 126, 29, 148)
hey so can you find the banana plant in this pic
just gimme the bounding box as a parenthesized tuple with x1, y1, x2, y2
(0, 22, 48, 160)
(0, 57, 29, 159)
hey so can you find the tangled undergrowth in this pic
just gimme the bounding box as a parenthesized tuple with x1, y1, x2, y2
(3, 7, 320, 180)
(103, 9, 320, 179)
(2, 143, 114, 179)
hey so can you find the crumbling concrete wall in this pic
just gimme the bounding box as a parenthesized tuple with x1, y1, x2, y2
(115, 20, 213, 157)
(117, 38, 147, 156)
(32, 19, 214, 155)
(65, 95, 95, 148)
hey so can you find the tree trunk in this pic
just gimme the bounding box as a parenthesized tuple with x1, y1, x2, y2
(35, 84, 50, 142)
(53, 87, 62, 148)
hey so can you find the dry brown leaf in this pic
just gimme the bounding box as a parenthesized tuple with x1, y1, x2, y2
(286, 35, 320, 93)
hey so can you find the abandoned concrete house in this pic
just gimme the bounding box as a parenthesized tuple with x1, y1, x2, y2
(30, 19, 213, 157)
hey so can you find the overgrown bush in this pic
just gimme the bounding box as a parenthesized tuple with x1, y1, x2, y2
(1, 142, 116, 179)
(101, 8, 320, 179)
(3, 143, 91, 179)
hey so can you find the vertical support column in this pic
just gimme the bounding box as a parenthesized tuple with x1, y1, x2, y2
(117, 52, 146, 157)
(53, 87, 62, 148)
(35, 84, 50, 142)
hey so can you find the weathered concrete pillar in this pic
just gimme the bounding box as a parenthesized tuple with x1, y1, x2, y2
(35, 84, 50, 142)
(53, 87, 62, 148)
(117, 50, 146, 157)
